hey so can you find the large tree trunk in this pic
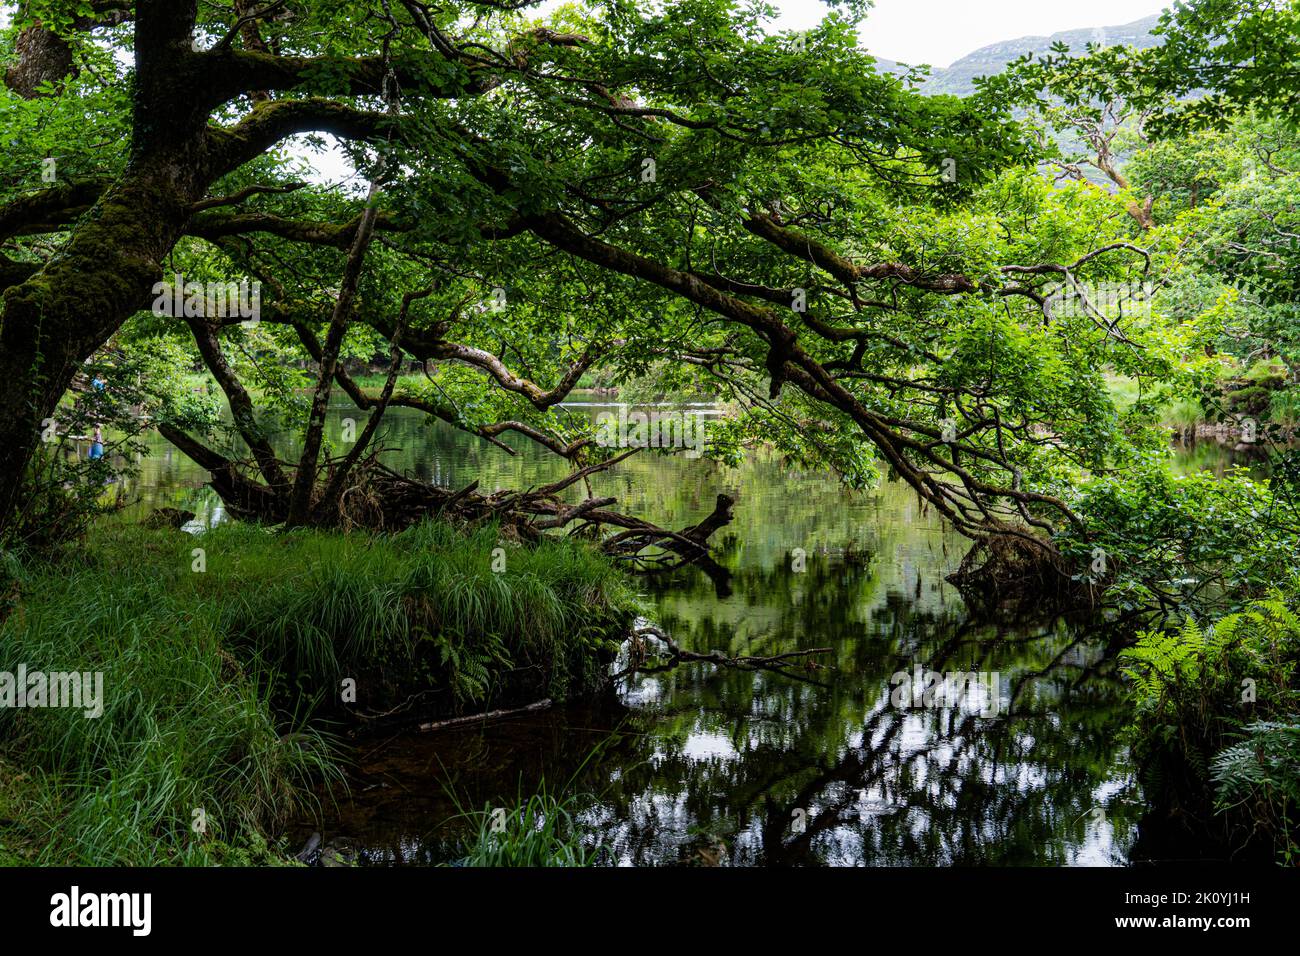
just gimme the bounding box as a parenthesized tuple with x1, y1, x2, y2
(0, 156, 210, 533)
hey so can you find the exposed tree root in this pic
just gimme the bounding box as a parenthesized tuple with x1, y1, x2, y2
(945, 532, 1099, 615)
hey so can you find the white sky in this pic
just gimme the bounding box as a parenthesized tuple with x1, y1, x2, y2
(758, 0, 1174, 67)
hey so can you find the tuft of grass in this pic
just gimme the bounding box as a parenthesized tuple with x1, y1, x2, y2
(454, 782, 602, 867)
(214, 519, 639, 708)
(443, 736, 623, 867)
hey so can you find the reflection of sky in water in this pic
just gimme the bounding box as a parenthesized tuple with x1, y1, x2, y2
(131, 403, 1144, 866)
(672, 731, 740, 763)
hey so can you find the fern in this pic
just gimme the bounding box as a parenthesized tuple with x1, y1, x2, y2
(1211, 722, 1300, 862)
(1122, 591, 1300, 861)
(1121, 615, 1229, 716)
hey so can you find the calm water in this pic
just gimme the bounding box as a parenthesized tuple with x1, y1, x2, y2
(122, 403, 1255, 866)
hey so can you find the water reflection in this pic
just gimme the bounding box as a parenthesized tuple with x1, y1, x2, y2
(132, 403, 1143, 866)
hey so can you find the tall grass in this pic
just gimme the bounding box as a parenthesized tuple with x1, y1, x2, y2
(0, 536, 338, 864)
(216, 519, 638, 707)
(446, 736, 621, 867)
(0, 519, 638, 865)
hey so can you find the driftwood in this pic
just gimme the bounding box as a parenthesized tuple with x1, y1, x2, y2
(597, 493, 735, 567)
(418, 698, 552, 732)
(166, 440, 737, 574)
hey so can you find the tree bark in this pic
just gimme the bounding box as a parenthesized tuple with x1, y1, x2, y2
(0, 3, 212, 535)
(285, 181, 383, 525)
(4, 20, 75, 98)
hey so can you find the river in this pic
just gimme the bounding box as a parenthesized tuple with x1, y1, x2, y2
(124, 402, 1253, 865)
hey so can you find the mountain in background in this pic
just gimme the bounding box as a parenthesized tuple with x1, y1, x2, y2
(871, 13, 1165, 96)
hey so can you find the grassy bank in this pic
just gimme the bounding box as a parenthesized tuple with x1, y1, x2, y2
(0, 520, 638, 865)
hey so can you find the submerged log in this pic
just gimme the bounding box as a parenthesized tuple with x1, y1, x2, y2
(417, 698, 552, 733)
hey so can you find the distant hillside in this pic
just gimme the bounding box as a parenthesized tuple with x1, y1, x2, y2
(874, 14, 1165, 97)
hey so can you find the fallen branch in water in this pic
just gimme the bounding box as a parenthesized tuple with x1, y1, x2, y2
(614, 623, 833, 681)
(418, 698, 552, 733)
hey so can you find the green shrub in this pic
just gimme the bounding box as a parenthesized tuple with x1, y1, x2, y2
(1224, 385, 1271, 415)
(1061, 470, 1299, 613)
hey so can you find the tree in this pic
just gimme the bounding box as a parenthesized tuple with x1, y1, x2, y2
(2, 1, 1168, 586)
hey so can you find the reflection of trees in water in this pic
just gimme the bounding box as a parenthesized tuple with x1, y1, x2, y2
(589, 559, 1138, 866)
(758, 634, 1133, 866)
